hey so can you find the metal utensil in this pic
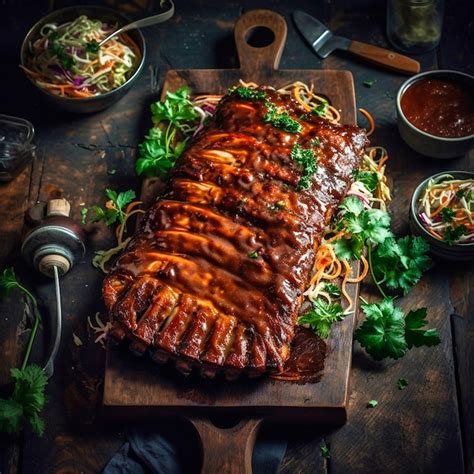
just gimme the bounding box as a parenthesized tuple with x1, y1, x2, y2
(293, 10, 420, 75)
(99, 1, 174, 47)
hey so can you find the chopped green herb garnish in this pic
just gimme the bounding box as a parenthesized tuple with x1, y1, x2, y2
(440, 207, 455, 223)
(367, 399, 378, 408)
(291, 144, 317, 190)
(363, 79, 376, 88)
(444, 224, 467, 245)
(268, 200, 286, 211)
(264, 100, 302, 133)
(311, 137, 321, 146)
(234, 87, 267, 101)
(320, 445, 331, 459)
(397, 378, 408, 390)
(248, 250, 260, 259)
(80, 207, 88, 225)
(312, 99, 329, 117)
(85, 39, 100, 53)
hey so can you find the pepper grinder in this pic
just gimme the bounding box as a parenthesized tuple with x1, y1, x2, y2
(21, 198, 86, 377)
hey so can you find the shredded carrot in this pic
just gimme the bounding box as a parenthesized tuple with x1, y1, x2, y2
(358, 108, 375, 136)
(292, 86, 312, 111)
(125, 201, 143, 214)
(347, 255, 369, 283)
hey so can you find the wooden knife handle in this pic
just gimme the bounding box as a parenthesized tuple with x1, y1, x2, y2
(190, 417, 263, 474)
(348, 40, 420, 75)
(234, 9, 287, 78)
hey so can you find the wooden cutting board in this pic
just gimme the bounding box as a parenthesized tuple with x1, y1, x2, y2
(103, 9, 359, 473)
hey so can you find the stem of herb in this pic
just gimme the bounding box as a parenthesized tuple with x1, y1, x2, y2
(367, 244, 388, 299)
(18, 285, 42, 371)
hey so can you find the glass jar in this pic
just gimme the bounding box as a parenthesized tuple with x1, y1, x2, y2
(387, 0, 444, 54)
(0, 115, 36, 182)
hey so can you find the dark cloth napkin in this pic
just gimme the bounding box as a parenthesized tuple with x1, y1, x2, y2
(103, 421, 287, 474)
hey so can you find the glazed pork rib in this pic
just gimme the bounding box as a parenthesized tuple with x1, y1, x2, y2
(103, 87, 367, 378)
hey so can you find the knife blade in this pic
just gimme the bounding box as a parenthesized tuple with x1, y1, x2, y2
(293, 10, 420, 75)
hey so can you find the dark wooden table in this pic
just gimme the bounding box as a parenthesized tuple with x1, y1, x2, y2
(1, 1, 473, 473)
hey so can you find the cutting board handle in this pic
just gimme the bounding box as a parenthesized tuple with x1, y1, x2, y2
(190, 417, 263, 474)
(234, 9, 287, 78)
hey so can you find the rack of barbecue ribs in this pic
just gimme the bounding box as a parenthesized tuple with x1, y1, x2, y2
(103, 87, 367, 379)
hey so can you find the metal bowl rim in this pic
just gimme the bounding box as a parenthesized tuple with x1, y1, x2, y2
(396, 70, 474, 143)
(20, 5, 146, 103)
(410, 170, 474, 249)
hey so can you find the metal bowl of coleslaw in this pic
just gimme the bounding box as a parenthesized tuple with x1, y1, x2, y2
(409, 171, 474, 261)
(20, 6, 146, 113)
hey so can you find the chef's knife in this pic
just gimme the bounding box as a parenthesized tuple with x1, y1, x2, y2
(293, 11, 420, 75)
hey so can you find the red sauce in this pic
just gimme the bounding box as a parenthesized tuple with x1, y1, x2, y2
(401, 78, 474, 138)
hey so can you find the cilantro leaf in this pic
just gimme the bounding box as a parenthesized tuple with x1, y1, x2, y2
(367, 399, 378, 408)
(355, 298, 407, 360)
(339, 196, 365, 216)
(353, 169, 379, 193)
(372, 236, 432, 295)
(334, 235, 365, 260)
(323, 282, 341, 297)
(298, 299, 345, 339)
(405, 308, 441, 349)
(0, 365, 47, 436)
(363, 79, 376, 88)
(92, 189, 136, 226)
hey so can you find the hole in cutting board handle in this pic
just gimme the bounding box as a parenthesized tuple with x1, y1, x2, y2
(245, 26, 275, 48)
(209, 413, 243, 429)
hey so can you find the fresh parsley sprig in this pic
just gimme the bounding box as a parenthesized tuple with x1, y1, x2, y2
(264, 100, 302, 133)
(91, 188, 136, 226)
(290, 144, 317, 190)
(0, 268, 47, 436)
(355, 298, 440, 360)
(298, 299, 345, 339)
(136, 87, 198, 177)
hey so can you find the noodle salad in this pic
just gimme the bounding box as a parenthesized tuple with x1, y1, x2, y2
(21, 15, 140, 98)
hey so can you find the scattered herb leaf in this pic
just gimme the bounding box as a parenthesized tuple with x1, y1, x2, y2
(444, 224, 467, 245)
(80, 207, 88, 225)
(363, 79, 376, 88)
(248, 250, 260, 259)
(92, 188, 136, 226)
(312, 99, 329, 117)
(85, 39, 100, 54)
(397, 378, 409, 390)
(353, 169, 379, 193)
(291, 144, 317, 190)
(320, 445, 331, 459)
(367, 399, 378, 408)
(440, 207, 455, 223)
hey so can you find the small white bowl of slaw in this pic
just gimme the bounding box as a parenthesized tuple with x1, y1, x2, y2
(410, 171, 474, 261)
(20, 6, 146, 113)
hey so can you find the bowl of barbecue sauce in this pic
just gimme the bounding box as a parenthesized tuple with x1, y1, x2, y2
(397, 70, 474, 158)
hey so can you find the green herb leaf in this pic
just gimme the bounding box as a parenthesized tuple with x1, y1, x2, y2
(264, 100, 302, 133)
(405, 308, 441, 349)
(248, 250, 260, 259)
(363, 79, 376, 88)
(233, 87, 267, 101)
(320, 445, 331, 459)
(444, 224, 467, 245)
(311, 137, 321, 146)
(355, 298, 407, 360)
(85, 39, 100, 53)
(372, 236, 432, 295)
(298, 299, 345, 339)
(0, 365, 47, 436)
(367, 399, 378, 408)
(353, 170, 379, 193)
(397, 377, 408, 390)
(0, 267, 21, 300)
(92, 189, 136, 226)
(312, 99, 329, 117)
(334, 235, 365, 260)
(440, 207, 455, 223)
(323, 282, 341, 297)
(290, 144, 317, 190)
(80, 207, 88, 225)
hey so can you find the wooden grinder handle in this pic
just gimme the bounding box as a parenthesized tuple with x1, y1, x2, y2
(234, 9, 287, 79)
(190, 417, 263, 474)
(348, 40, 420, 75)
